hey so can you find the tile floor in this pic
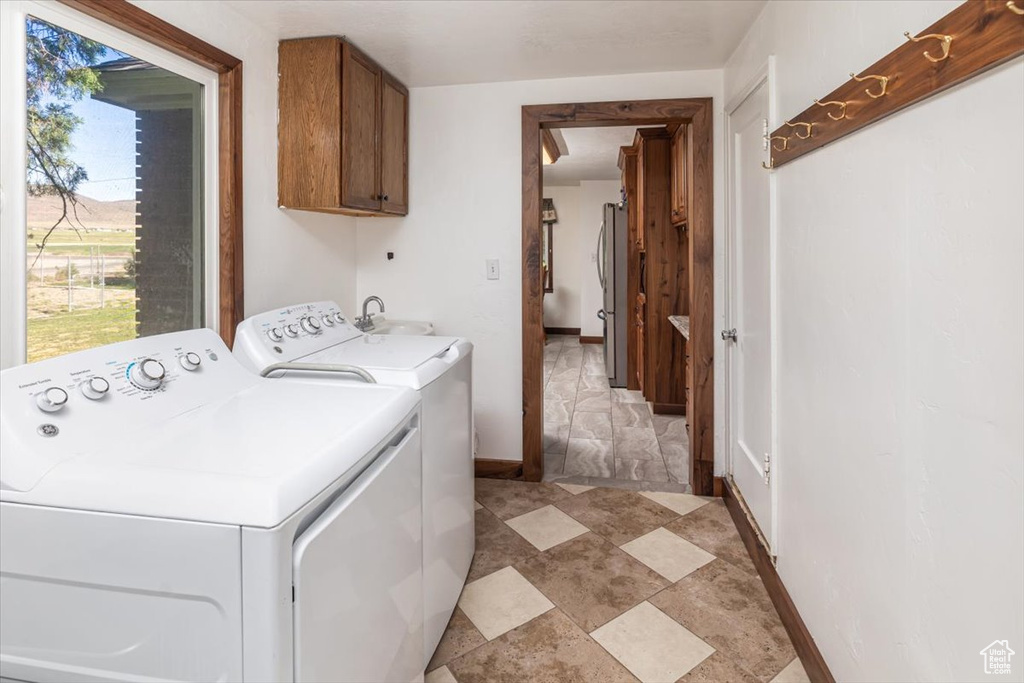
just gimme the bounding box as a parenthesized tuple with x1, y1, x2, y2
(426, 478, 810, 683)
(543, 335, 690, 489)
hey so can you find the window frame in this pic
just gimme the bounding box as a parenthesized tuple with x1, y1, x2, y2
(0, 0, 243, 368)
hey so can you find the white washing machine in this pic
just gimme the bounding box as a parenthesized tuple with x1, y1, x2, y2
(0, 329, 425, 683)
(232, 302, 474, 664)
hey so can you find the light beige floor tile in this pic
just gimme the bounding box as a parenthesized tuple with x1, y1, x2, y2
(545, 379, 579, 400)
(619, 527, 715, 582)
(457, 566, 555, 641)
(555, 483, 595, 495)
(564, 438, 615, 477)
(544, 397, 575, 424)
(611, 388, 647, 404)
(570, 412, 613, 440)
(771, 657, 811, 683)
(615, 458, 669, 482)
(613, 426, 661, 460)
(506, 504, 590, 551)
(578, 374, 610, 391)
(611, 402, 654, 428)
(425, 665, 458, 683)
(544, 422, 571, 454)
(591, 601, 715, 683)
(640, 491, 709, 517)
(575, 389, 611, 413)
(474, 500, 484, 510)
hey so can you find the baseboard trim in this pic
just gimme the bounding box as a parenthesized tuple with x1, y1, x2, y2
(474, 458, 523, 479)
(722, 479, 835, 683)
(652, 402, 686, 416)
(544, 326, 581, 336)
(579, 336, 603, 345)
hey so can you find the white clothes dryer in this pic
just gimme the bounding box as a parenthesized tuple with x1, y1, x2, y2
(0, 329, 424, 683)
(233, 302, 474, 665)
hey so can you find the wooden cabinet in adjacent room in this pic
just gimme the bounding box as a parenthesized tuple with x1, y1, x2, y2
(278, 37, 409, 217)
(670, 123, 688, 227)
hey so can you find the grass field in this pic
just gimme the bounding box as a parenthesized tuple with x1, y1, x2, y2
(27, 299, 136, 363)
(26, 228, 135, 255)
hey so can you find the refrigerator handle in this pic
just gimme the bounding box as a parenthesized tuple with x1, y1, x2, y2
(596, 220, 606, 288)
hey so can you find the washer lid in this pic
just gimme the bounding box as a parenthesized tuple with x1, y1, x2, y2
(297, 334, 460, 371)
(1, 381, 419, 528)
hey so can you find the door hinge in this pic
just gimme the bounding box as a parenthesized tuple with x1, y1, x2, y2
(762, 119, 769, 151)
(763, 452, 771, 485)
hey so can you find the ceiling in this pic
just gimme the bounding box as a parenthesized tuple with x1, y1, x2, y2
(226, 0, 766, 87)
(543, 126, 638, 186)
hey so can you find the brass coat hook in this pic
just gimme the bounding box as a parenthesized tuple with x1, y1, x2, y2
(1009, 1, 1024, 15)
(784, 121, 816, 139)
(814, 99, 848, 120)
(766, 135, 789, 151)
(761, 159, 774, 170)
(904, 31, 953, 62)
(850, 72, 889, 98)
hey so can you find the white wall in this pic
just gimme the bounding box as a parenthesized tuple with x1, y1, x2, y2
(578, 180, 622, 337)
(356, 69, 724, 461)
(132, 0, 360, 320)
(541, 185, 581, 330)
(724, 2, 1024, 680)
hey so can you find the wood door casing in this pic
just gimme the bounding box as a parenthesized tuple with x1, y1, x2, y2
(278, 38, 342, 210)
(380, 72, 409, 215)
(341, 42, 381, 212)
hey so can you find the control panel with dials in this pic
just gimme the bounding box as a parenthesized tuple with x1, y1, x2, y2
(0, 329, 259, 476)
(231, 301, 364, 372)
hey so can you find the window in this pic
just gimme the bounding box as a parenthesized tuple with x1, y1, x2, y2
(0, 0, 242, 368)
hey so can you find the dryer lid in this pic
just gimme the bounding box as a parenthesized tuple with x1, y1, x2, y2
(296, 334, 460, 371)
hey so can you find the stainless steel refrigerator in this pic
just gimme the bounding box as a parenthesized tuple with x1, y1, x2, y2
(597, 202, 628, 387)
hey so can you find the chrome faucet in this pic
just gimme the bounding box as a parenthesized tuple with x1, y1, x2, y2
(355, 296, 385, 331)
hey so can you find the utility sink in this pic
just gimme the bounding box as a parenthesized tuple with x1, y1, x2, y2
(368, 318, 435, 336)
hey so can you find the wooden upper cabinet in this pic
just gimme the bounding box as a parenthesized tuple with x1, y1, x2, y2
(278, 37, 409, 216)
(380, 72, 409, 215)
(670, 124, 688, 226)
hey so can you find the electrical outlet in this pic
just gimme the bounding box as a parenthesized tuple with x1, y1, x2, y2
(486, 259, 500, 280)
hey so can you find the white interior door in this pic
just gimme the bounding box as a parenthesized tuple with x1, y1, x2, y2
(726, 75, 776, 550)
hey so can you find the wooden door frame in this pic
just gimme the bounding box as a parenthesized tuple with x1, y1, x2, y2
(522, 98, 715, 495)
(59, 0, 245, 346)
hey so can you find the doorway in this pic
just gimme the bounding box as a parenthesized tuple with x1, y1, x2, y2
(521, 98, 715, 496)
(724, 65, 777, 550)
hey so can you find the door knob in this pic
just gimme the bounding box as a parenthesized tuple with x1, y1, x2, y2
(721, 328, 737, 342)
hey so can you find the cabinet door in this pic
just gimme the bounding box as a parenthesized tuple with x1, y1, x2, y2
(380, 73, 409, 215)
(341, 42, 382, 212)
(670, 125, 688, 226)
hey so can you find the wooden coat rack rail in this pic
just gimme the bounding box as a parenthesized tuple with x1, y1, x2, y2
(766, 0, 1024, 168)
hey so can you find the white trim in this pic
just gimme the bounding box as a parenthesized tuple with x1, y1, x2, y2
(723, 56, 780, 554)
(0, 0, 219, 368)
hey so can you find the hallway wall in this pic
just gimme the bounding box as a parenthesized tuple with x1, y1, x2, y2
(724, 1, 1024, 680)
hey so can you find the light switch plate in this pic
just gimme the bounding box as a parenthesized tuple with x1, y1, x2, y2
(486, 259, 500, 280)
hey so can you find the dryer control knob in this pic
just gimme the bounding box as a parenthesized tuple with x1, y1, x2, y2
(301, 316, 322, 334)
(267, 327, 284, 342)
(179, 352, 202, 371)
(284, 324, 299, 338)
(321, 315, 335, 327)
(130, 358, 166, 390)
(80, 376, 110, 400)
(334, 312, 345, 323)
(36, 386, 69, 413)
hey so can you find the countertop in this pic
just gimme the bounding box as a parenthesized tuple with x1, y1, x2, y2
(668, 315, 690, 340)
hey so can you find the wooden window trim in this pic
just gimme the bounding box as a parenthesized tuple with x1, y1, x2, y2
(522, 98, 714, 494)
(58, 0, 244, 346)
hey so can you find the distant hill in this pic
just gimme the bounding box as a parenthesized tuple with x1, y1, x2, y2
(27, 194, 136, 231)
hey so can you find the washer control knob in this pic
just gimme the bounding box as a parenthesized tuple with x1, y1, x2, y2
(334, 312, 345, 323)
(267, 327, 284, 342)
(36, 386, 69, 413)
(130, 358, 166, 390)
(80, 376, 110, 400)
(179, 352, 202, 371)
(301, 316, 322, 334)
(321, 315, 335, 327)
(284, 324, 299, 338)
